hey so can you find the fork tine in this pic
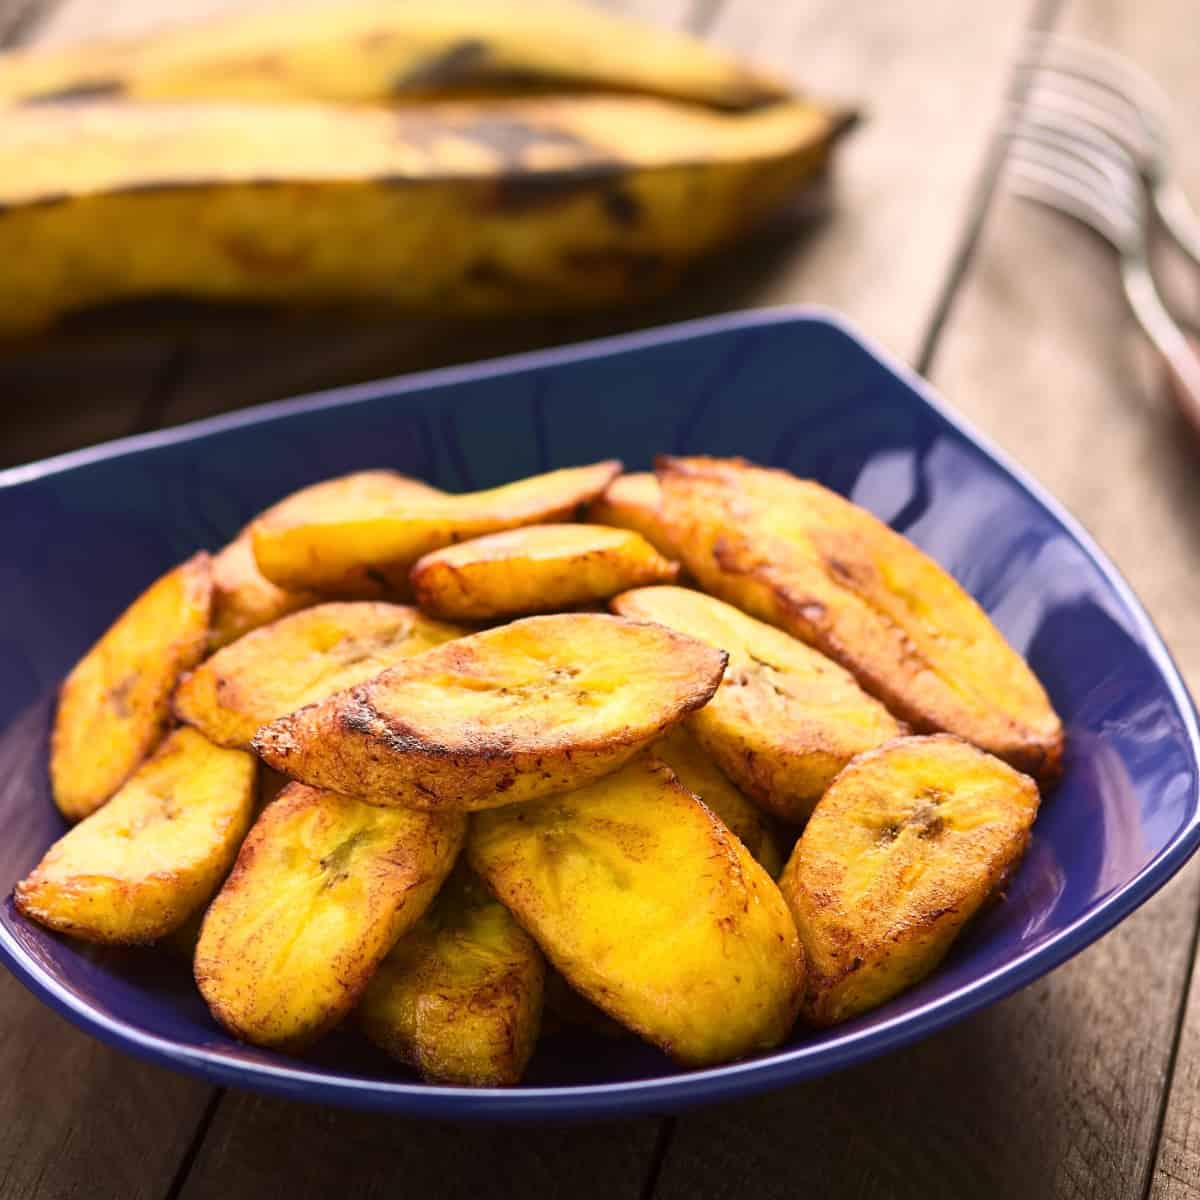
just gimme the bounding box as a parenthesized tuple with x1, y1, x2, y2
(1008, 159, 1131, 250)
(1021, 77, 1157, 164)
(1009, 112, 1143, 204)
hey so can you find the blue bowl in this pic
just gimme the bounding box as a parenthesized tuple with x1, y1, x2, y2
(1, 308, 1197, 1121)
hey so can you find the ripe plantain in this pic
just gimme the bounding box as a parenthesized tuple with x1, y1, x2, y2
(614, 586, 901, 822)
(16, 728, 255, 944)
(358, 867, 544, 1087)
(780, 735, 1039, 1026)
(0, 0, 790, 110)
(254, 612, 727, 811)
(252, 461, 619, 595)
(656, 456, 1064, 784)
(52, 551, 212, 822)
(651, 726, 785, 876)
(468, 752, 803, 1067)
(411, 523, 678, 620)
(175, 601, 464, 749)
(0, 96, 843, 338)
(195, 782, 464, 1048)
(586, 472, 679, 559)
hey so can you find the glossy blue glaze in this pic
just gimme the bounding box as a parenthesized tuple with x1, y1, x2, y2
(1, 308, 1196, 1121)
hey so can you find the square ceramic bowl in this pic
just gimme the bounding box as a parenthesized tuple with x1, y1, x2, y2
(1, 308, 1196, 1120)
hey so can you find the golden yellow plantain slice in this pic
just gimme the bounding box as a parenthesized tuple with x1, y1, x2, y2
(651, 725, 784, 876)
(357, 867, 544, 1087)
(586, 472, 679, 559)
(175, 601, 463, 749)
(410, 523, 678, 620)
(195, 782, 463, 1048)
(468, 753, 803, 1067)
(780, 735, 1039, 1026)
(252, 461, 621, 595)
(656, 456, 1064, 784)
(17, 728, 255, 944)
(51, 551, 212, 822)
(254, 612, 726, 811)
(614, 586, 901, 822)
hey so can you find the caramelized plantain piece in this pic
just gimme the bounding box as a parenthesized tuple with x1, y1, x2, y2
(251, 461, 620, 594)
(195, 782, 463, 1048)
(780, 735, 1039, 1026)
(174, 601, 464, 749)
(209, 529, 320, 651)
(255, 613, 726, 811)
(410, 523, 678, 620)
(51, 552, 212, 822)
(468, 753, 803, 1067)
(586, 472, 679, 558)
(17, 728, 254, 944)
(615, 586, 901, 822)
(651, 725, 784, 875)
(656, 456, 1064, 783)
(358, 867, 544, 1086)
(542, 968, 628, 1038)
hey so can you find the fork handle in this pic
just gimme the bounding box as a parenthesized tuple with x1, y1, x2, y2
(1122, 256, 1200, 437)
(1155, 180, 1200, 271)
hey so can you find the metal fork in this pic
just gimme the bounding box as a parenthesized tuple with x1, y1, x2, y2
(1008, 34, 1200, 435)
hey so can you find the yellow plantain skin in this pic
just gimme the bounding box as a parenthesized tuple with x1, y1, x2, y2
(174, 601, 464, 749)
(51, 552, 212, 822)
(17, 728, 255, 945)
(254, 613, 727, 811)
(357, 867, 544, 1087)
(656, 457, 1065, 785)
(251, 462, 621, 595)
(195, 782, 464, 1048)
(468, 753, 804, 1067)
(0, 97, 839, 337)
(411, 523, 678, 620)
(614, 586, 901, 822)
(780, 735, 1039, 1026)
(586, 472, 678, 559)
(0, 0, 790, 110)
(651, 726, 785, 876)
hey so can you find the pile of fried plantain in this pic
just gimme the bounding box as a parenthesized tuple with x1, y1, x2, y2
(20, 453, 1064, 1084)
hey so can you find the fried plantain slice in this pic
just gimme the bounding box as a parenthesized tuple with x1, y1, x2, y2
(780, 734, 1039, 1026)
(17, 727, 255, 944)
(357, 866, 544, 1087)
(410, 523, 678, 620)
(252, 461, 621, 595)
(651, 725, 785, 875)
(175, 601, 464, 749)
(208, 529, 320, 651)
(586, 472, 679, 558)
(254, 613, 727, 811)
(51, 551, 212, 822)
(542, 968, 628, 1038)
(614, 586, 901, 822)
(468, 752, 803, 1067)
(656, 456, 1064, 784)
(195, 782, 463, 1048)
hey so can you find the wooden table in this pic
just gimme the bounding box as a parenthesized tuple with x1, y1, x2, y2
(3, 0, 1200, 1196)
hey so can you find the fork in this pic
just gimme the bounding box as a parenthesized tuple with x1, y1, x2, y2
(1006, 34, 1200, 435)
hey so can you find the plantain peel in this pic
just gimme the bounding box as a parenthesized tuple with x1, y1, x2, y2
(358, 867, 544, 1087)
(651, 726, 784, 876)
(656, 457, 1064, 784)
(175, 601, 464, 749)
(614, 586, 900, 822)
(252, 462, 620, 595)
(0, 0, 791, 110)
(586, 472, 679, 559)
(255, 613, 727, 811)
(17, 728, 255, 945)
(52, 552, 212, 822)
(468, 753, 803, 1067)
(195, 782, 464, 1048)
(0, 97, 840, 338)
(781, 735, 1039, 1026)
(411, 523, 678, 620)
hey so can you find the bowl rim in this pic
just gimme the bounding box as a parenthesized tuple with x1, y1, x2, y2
(3, 304, 1198, 1120)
